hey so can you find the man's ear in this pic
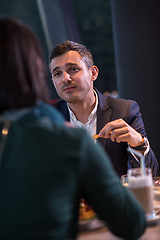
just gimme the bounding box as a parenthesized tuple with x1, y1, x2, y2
(91, 65, 99, 82)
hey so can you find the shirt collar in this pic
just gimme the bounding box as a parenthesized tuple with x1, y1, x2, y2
(67, 90, 98, 125)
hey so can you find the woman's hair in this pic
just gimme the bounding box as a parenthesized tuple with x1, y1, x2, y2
(0, 17, 49, 112)
(49, 40, 94, 69)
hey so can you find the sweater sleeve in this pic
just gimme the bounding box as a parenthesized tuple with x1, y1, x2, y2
(80, 133, 146, 240)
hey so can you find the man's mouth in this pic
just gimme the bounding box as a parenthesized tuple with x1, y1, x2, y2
(63, 86, 76, 92)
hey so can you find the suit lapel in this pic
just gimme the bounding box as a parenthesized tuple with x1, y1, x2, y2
(56, 91, 112, 149)
(96, 89, 112, 148)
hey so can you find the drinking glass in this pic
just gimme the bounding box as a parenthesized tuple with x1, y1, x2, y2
(153, 177, 160, 208)
(127, 168, 154, 219)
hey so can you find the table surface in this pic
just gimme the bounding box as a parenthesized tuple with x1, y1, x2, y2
(77, 218, 160, 240)
(77, 186, 160, 240)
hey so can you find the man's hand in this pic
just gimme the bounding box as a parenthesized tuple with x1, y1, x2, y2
(99, 119, 143, 147)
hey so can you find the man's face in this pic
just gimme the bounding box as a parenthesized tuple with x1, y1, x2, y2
(50, 51, 98, 103)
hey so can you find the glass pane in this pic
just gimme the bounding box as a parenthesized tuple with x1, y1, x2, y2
(0, 0, 58, 98)
(71, 0, 117, 95)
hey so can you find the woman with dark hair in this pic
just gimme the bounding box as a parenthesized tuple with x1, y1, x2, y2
(0, 17, 50, 112)
(0, 17, 146, 240)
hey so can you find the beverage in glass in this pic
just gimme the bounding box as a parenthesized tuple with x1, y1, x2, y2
(128, 168, 154, 218)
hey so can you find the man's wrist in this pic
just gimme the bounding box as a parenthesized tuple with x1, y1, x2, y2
(131, 135, 148, 151)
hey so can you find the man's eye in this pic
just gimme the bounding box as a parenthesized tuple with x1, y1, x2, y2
(70, 67, 79, 72)
(54, 71, 61, 77)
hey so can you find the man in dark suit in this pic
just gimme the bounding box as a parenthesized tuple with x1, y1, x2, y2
(49, 40, 158, 177)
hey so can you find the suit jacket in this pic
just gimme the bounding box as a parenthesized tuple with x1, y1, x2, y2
(52, 89, 159, 177)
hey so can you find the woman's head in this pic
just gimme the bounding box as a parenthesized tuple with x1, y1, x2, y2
(0, 17, 49, 112)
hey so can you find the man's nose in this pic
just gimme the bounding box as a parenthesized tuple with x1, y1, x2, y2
(63, 71, 71, 82)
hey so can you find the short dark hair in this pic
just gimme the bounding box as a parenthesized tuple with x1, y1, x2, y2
(49, 40, 94, 69)
(0, 17, 49, 113)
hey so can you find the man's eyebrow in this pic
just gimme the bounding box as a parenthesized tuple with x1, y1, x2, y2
(52, 66, 59, 73)
(66, 63, 78, 67)
(52, 63, 78, 73)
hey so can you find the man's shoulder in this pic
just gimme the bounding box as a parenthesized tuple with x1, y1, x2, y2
(107, 95, 139, 113)
(96, 89, 136, 109)
(107, 95, 135, 106)
(50, 99, 67, 110)
(96, 89, 140, 119)
(105, 95, 141, 123)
